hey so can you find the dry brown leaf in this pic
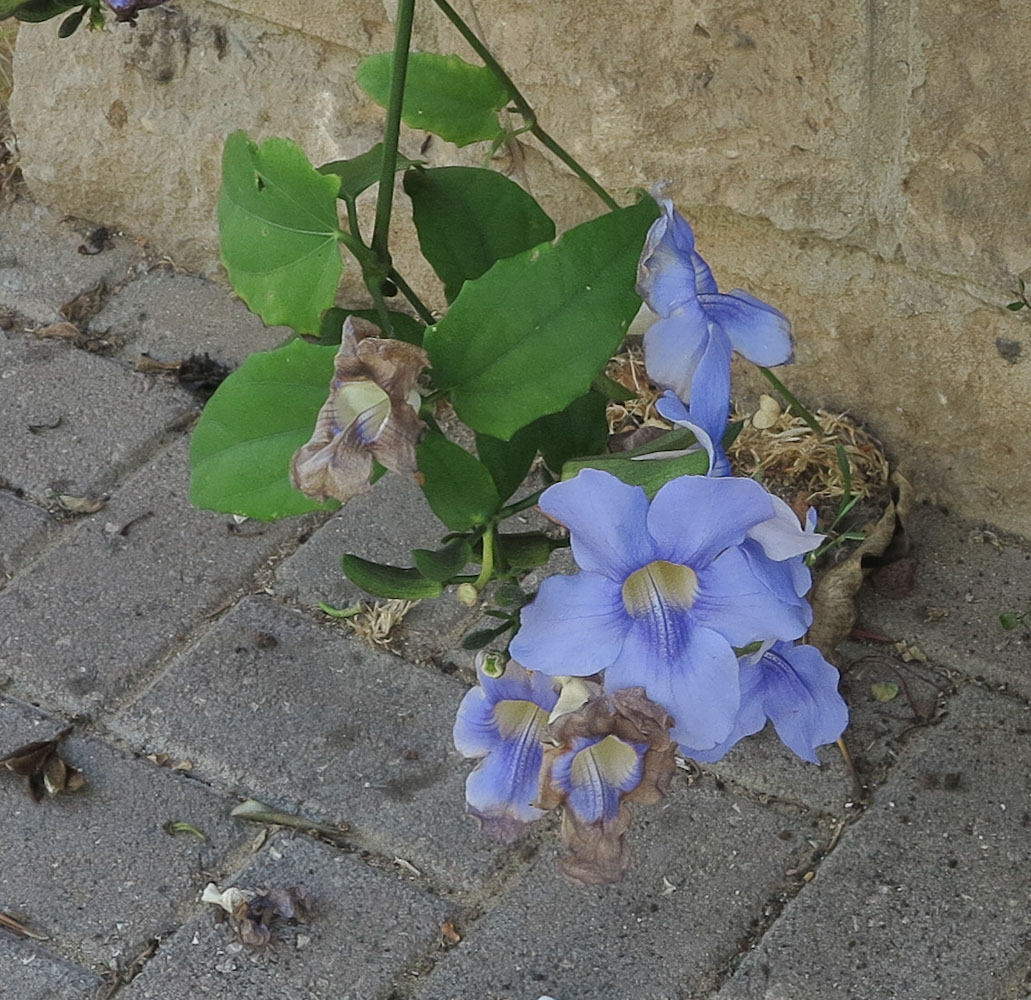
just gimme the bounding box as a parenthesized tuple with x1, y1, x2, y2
(807, 470, 914, 663)
(0, 727, 86, 802)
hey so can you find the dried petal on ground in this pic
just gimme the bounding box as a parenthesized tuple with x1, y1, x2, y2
(0, 727, 86, 802)
(807, 471, 914, 662)
(206, 886, 312, 949)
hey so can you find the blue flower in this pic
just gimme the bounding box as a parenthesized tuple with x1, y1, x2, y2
(655, 389, 731, 477)
(636, 199, 793, 455)
(682, 641, 849, 764)
(509, 470, 814, 750)
(452, 656, 558, 841)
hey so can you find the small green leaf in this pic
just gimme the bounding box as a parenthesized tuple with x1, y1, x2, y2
(189, 339, 339, 520)
(492, 583, 530, 608)
(593, 372, 637, 402)
(412, 536, 474, 581)
(417, 433, 500, 531)
(537, 391, 610, 473)
(341, 554, 443, 599)
(318, 306, 424, 346)
(357, 52, 509, 147)
(57, 5, 84, 36)
(999, 612, 1019, 630)
(218, 131, 344, 334)
(461, 622, 514, 650)
(405, 166, 555, 303)
(425, 197, 658, 439)
(496, 532, 559, 570)
(475, 425, 539, 504)
(318, 143, 423, 201)
(1006, 301, 1026, 311)
(870, 681, 900, 702)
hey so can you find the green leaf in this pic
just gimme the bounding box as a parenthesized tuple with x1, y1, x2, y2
(356, 52, 509, 147)
(999, 612, 1019, 630)
(405, 167, 555, 303)
(593, 371, 637, 402)
(189, 339, 339, 520)
(425, 197, 659, 439)
(537, 391, 610, 473)
(318, 142, 423, 201)
(496, 532, 559, 570)
(11, 0, 76, 22)
(341, 554, 443, 599)
(475, 425, 539, 504)
(1006, 301, 1026, 311)
(412, 536, 474, 581)
(318, 306, 424, 346)
(57, 6, 84, 36)
(870, 681, 900, 702)
(417, 433, 501, 531)
(218, 131, 344, 334)
(461, 622, 514, 650)
(492, 582, 530, 608)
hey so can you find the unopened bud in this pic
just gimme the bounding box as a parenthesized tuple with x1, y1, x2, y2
(457, 583, 479, 607)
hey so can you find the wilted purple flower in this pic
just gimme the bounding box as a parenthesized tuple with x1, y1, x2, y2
(509, 469, 814, 750)
(636, 198, 792, 454)
(105, 0, 169, 23)
(682, 641, 848, 764)
(452, 656, 558, 842)
(291, 317, 427, 505)
(537, 688, 675, 884)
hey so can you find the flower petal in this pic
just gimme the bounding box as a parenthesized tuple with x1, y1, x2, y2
(509, 572, 630, 677)
(636, 201, 717, 316)
(693, 547, 811, 646)
(680, 660, 767, 763)
(647, 476, 775, 566)
(608, 622, 740, 750)
(699, 289, 793, 366)
(551, 736, 644, 825)
(642, 309, 709, 401)
(654, 391, 724, 476)
(747, 493, 823, 561)
(538, 470, 657, 579)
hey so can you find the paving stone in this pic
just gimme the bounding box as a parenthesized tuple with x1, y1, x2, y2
(0, 330, 194, 502)
(89, 270, 293, 369)
(857, 502, 1031, 698)
(0, 197, 147, 328)
(120, 833, 453, 1000)
(0, 492, 60, 585)
(0, 696, 250, 971)
(696, 639, 951, 817)
(113, 596, 511, 893)
(0, 937, 102, 1000)
(412, 777, 832, 1000)
(0, 436, 307, 714)
(715, 684, 1031, 1000)
(273, 473, 483, 663)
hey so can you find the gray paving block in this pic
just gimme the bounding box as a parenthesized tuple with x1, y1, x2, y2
(0, 330, 194, 502)
(696, 639, 951, 816)
(858, 502, 1031, 697)
(273, 473, 483, 663)
(0, 436, 307, 714)
(0, 197, 147, 328)
(89, 270, 293, 369)
(120, 833, 453, 1000)
(113, 596, 511, 893)
(413, 779, 833, 1000)
(0, 696, 251, 971)
(0, 492, 59, 585)
(715, 684, 1031, 1000)
(0, 937, 101, 1000)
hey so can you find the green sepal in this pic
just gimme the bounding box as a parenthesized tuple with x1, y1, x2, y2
(411, 536, 474, 582)
(417, 432, 501, 531)
(341, 554, 444, 599)
(218, 131, 344, 334)
(405, 166, 555, 303)
(356, 52, 509, 147)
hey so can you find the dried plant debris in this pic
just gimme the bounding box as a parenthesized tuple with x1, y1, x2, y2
(345, 599, 417, 647)
(808, 470, 914, 662)
(32, 320, 121, 354)
(136, 352, 231, 400)
(202, 883, 312, 949)
(0, 727, 85, 802)
(60, 281, 107, 325)
(0, 910, 48, 941)
(230, 799, 349, 845)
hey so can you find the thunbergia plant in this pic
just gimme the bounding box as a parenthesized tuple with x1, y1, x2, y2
(0, 0, 169, 34)
(180, 0, 850, 882)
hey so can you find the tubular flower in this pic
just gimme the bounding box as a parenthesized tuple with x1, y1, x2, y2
(453, 656, 559, 842)
(537, 688, 676, 884)
(681, 641, 849, 764)
(509, 469, 815, 751)
(636, 198, 792, 452)
(290, 317, 427, 505)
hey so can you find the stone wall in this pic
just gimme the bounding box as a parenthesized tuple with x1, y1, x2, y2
(10, 0, 1031, 534)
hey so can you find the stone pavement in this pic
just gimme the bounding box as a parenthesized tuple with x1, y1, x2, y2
(1, 193, 1030, 1000)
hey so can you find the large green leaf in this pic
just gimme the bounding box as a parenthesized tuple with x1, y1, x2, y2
(189, 339, 339, 520)
(218, 131, 344, 334)
(424, 197, 658, 439)
(417, 432, 500, 531)
(537, 391, 610, 474)
(405, 167, 555, 303)
(318, 142, 423, 201)
(356, 52, 509, 147)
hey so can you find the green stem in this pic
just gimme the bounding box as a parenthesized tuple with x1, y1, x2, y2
(497, 488, 545, 520)
(473, 526, 496, 589)
(429, 0, 620, 212)
(371, 0, 417, 262)
(388, 267, 437, 326)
